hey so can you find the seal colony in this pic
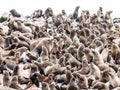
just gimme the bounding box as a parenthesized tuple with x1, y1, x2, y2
(0, 6, 120, 90)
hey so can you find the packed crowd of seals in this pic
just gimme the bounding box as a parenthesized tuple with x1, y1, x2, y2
(0, 6, 120, 90)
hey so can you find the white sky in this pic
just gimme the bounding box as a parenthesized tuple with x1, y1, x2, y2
(0, 0, 120, 18)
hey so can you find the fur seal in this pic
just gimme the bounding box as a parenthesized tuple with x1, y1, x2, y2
(76, 74, 88, 89)
(111, 43, 120, 64)
(83, 48, 93, 63)
(64, 53, 81, 68)
(88, 63, 101, 79)
(109, 71, 120, 89)
(49, 83, 57, 90)
(67, 77, 79, 90)
(0, 61, 7, 74)
(91, 49, 109, 71)
(42, 82, 50, 90)
(10, 9, 21, 17)
(100, 69, 110, 83)
(3, 70, 10, 86)
(31, 9, 43, 18)
(77, 43, 85, 61)
(44, 7, 54, 18)
(9, 76, 23, 90)
(12, 65, 20, 76)
(78, 58, 90, 75)
(92, 81, 109, 90)
(70, 6, 80, 19)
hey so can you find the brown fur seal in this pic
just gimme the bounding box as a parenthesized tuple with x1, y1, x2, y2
(70, 6, 80, 19)
(67, 77, 79, 90)
(83, 48, 93, 63)
(42, 82, 50, 90)
(9, 76, 23, 90)
(105, 11, 113, 20)
(44, 7, 54, 18)
(64, 53, 81, 68)
(100, 69, 110, 83)
(92, 81, 109, 90)
(77, 74, 88, 89)
(78, 58, 90, 75)
(91, 49, 109, 71)
(0, 60, 7, 74)
(77, 43, 85, 61)
(88, 63, 101, 79)
(30, 63, 39, 74)
(3, 70, 10, 86)
(49, 83, 57, 90)
(10, 9, 21, 17)
(31, 9, 43, 18)
(111, 43, 120, 64)
(12, 65, 20, 76)
(109, 71, 120, 89)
